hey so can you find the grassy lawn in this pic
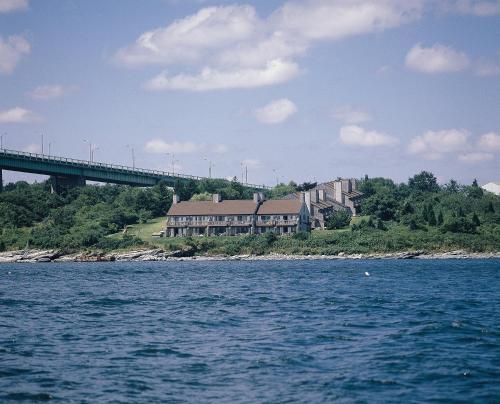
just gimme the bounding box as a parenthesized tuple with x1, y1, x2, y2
(112, 218, 165, 246)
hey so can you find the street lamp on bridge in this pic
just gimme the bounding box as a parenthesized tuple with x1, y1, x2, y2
(166, 152, 179, 175)
(126, 145, 136, 168)
(203, 157, 214, 178)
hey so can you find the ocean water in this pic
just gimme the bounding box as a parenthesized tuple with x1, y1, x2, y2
(0, 260, 499, 403)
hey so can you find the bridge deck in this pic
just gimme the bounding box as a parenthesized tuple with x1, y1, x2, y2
(0, 149, 269, 189)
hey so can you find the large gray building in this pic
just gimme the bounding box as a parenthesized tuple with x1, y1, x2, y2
(286, 179, 364, 229)
(165, 192, 310, 237)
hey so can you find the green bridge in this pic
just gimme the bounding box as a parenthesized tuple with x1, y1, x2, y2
(0, 149, 269, 192)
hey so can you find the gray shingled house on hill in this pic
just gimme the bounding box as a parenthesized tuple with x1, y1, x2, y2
(285, 179, 364, 229)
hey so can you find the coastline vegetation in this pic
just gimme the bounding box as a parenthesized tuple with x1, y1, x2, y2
(0, 172, 499, 255)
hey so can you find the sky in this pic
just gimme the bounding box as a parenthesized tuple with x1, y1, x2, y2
(0, 0, 499, 186)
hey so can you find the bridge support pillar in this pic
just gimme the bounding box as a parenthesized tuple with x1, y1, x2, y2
(0, 169, 2, 192)
(50, 175, 85, 194)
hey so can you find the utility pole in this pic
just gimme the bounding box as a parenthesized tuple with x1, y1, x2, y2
(245, 165, 248, 184)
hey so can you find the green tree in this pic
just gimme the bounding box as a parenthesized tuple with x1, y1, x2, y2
(428, 206, 437, 226)
(408, 171, 440, 193)
(472, 213, 481, 227)
(325, 210, 351, 230)
(437, 211, 444, 226)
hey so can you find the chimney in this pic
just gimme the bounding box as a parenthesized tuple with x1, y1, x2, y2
(172, 194, 180, 204)
(310, 189, 318, 203)
(253, 192, 261, 203)
(341, 179, 352, 193)
(212, 193, 221, 203)
(351, 179, 358, 191)
(302, 192, 312, 215)
(318, 189, 325, 201)
(334, 181, 343, 203)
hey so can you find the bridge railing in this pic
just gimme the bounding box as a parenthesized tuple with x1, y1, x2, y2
(0, 148, 270, 189)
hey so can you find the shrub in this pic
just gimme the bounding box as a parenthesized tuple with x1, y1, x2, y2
(442, 217, 477, 234)
(325, 210, 351, 230)
(264, 231, 278, 245)
(293, 231, 309, 240)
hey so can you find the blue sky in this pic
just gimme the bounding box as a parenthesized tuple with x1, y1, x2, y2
(1, 0, 499, 186)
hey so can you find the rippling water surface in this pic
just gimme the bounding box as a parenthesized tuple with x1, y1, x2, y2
(1, 260, 499, 402)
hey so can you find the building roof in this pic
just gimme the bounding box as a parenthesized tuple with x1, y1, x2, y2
(257, 199, 303, 215)
(286, 191, 346, 211)
(167, 200, 257, 216)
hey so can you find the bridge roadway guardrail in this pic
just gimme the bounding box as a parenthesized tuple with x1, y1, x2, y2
(0, 148, 270, 189)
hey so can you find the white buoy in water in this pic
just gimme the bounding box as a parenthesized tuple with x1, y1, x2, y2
(364, 271, 370, 276)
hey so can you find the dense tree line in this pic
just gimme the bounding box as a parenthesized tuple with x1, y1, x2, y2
(357, 172, 499, 235)
(0, 172, 498, 253)
(0, 178, 252, 251)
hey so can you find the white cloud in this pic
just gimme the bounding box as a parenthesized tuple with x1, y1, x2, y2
(115, 1, 426, 90)
(23, 143, 41, 154)
(216, 31, 307, 69)
(144, 59, 300, 91)
(333, 106, 371, 124)
(27, 84, 77, 100)
(272, 0, 424, 41)
(458, 152, 494, 163)
(408, 129, 469, 159)
(478, 132, 500, 150)
(144, 139, 229, 155)
(0, 34, 30, 74)
(114, 5, 258, 67)
(242, 158, 261, 169)
(210, 144, 229, 154)
(254, 98, 297, 124)
(339, 125, 398, 147)
(405, 43, 470, 74)
(144, 139, 202, 154)
(445, 0, 500, 16)
(0, 0, 28, 13)
(0, 107, 38, 123)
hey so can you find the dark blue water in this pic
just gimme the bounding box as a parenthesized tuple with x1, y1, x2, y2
(1, 260, 499, 403)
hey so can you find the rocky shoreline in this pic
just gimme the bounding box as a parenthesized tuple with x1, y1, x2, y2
(0, 249, 499, 263)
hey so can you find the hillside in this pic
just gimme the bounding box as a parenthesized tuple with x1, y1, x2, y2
(0, 172, 499, 254)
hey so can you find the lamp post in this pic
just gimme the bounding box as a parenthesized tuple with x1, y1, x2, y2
(0, 132, 6, 149)
(91, 146, 99, 163)
(273, 168, 279, 186)
(203, 157, 214, 178)
(126, 145, 136, 168)
(83, 139, 92, 162)
(48, 141, 53, 156)
(166, 153, 177, 174)
(41, 133, 44, 154)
